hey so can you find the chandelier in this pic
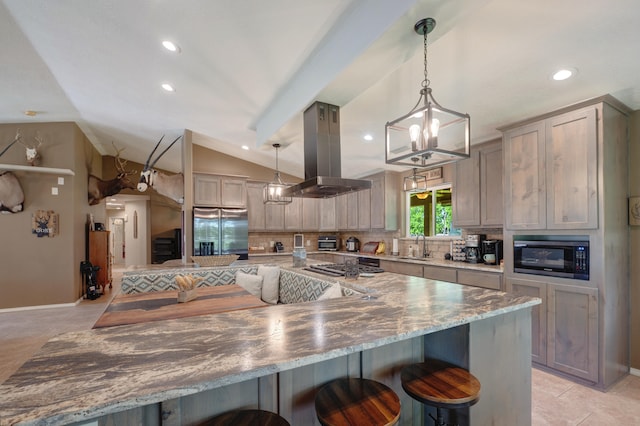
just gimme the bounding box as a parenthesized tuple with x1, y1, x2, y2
(263, 143, 292, 204)
(385, 18, 470, 168)
(403, 168, 427, 192)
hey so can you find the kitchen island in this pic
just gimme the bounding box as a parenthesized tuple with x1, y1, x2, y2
(0, 260, 539, 426)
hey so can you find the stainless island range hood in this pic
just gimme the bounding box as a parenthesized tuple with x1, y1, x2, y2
(283, 102, 371, 198)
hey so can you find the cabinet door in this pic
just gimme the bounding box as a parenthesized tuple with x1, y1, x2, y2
(547, 283, 598, 382)
(193, 174, 221, 206)
(546, 107, 598, 229)
(457, 269, 502, 290)
(265, 204, 285, 230)
(319, 198, 336, 231)
(379, 260, 423, 277)
(346, 192, 358, 230)
(358, 189, 371, 230)
(246, 183, 265, 231)
(452, 149, 480, 226)
(221, 177, 247, 207)
(480, 143, 503, 226)
(284, 197, 302, 230)
(370, 174, 385, 229)
(335, 194, 348, 230)
(506, 278, 547, 365)
(423, 265, 457, 282)
(503, 121, 546, 230)
(302, 198, 319, 231)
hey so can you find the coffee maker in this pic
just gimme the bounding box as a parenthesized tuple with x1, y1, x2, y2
(481, 240, 503, 265)
(465, 234, 486, 263)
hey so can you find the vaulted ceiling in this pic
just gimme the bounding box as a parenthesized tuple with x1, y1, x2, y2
(2, 0, 639, 178)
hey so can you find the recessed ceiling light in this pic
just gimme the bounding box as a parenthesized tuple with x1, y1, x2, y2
(552, 68, 577, 81)
(242, 145, 249, 150)
(24, 110, 37, 116)
(161, 83, 175, 92)
(363, 134, 374, 141)
(162, 40, 181, 53)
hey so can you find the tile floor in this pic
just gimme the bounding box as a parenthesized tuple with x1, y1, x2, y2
(1, 267, 639, 425)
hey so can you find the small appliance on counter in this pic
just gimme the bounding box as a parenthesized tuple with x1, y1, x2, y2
(318, 235, 338, 251)
(464, 234, 486, 263)
(346, 236, 360, 252)
(274, 242, 285, 253)
(360, 241, 379, 255)
(482, 240, 503, 265)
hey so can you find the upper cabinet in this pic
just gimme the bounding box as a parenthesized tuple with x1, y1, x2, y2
(452, 140, 503, 228)
(503, 106, 597, 230)
(369, 171, 401, 231)
(194, 173, 247, 207)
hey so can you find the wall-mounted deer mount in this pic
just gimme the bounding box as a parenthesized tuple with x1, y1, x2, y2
(0, 131, 25, 213)
(137, 135, 184, 204)
(87, 143, 137, 206)
(17, 130, 43, 166)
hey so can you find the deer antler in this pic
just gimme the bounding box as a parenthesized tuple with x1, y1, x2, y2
(112, 142, 137, 176)
(0, 130, 21, 158)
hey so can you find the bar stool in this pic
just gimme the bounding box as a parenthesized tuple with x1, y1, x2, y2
(315, 378, 401, 426)
(202, 409, 290, 426)
(401, 359, 480, 426)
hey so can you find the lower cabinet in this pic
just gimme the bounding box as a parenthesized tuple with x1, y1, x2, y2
(379, 260, 423, 277)
(456, 269, 502, 290)
(422, 265, 457, 282)
(506, 278, 598, 382)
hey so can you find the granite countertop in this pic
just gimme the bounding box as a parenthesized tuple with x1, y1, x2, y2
(0, 260, 537, 425)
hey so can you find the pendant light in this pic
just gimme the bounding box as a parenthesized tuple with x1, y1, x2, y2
(385, 18, 470, 168)
(263, 143, 292, 204)
(403, 167, 428, 192)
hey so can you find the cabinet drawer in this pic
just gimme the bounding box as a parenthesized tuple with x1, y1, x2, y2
(381, 261, 423, 277)
(457, 269, 502, 290)
(423, 265, 457, 282)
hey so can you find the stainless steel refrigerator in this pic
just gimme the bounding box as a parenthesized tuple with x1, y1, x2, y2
(193, 207, 248, 260)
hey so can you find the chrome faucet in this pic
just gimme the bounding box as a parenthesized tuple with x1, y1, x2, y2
(415, 235, 428, 258)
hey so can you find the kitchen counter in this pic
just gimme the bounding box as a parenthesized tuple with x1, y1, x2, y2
(0, 259, 538, 425)
(251, 250, 504, 273)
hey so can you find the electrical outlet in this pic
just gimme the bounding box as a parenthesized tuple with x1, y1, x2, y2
(51, 187, 58, 195)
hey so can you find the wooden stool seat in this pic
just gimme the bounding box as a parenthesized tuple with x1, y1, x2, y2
(203, 409, 290, 426)
(401, 359, 481, 409)
(315, 378, 401, 426)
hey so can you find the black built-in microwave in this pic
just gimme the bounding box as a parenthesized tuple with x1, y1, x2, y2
(513, 239, 589, 280)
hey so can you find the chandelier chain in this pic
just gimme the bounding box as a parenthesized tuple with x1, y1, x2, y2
(422, 25, 430, 90)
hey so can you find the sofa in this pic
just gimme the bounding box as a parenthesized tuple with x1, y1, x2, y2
(120, 265, 359, 305)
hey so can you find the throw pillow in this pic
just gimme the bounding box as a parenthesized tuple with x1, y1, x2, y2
(235, 271, 263, 298)
(317, 282, 343, 301)
(258, 265, 280, 304)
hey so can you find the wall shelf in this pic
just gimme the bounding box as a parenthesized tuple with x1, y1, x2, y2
(0, 164, 75, 176)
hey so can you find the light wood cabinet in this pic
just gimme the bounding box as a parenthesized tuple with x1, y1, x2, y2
(346, 192, 358, 230)
(335, 194, 348, 230)
(452, 140, 503, 228)
(194, 173, 247, 207)
(422, 265, 457, 282)
(246, 182, 266, 231)
(379, 260, 423, 277)
(369, 171, 401, 231)
(284, 197, 302, 230)
(357, 189, 371, 230)
(503, 106, 598, 230)
(89, 231, 112, 291)
(507, 277, 598, 382)
(265, 204, 285, 230)
(302, 198, 319, 231)
(545, 107, 598, 229)
(547, 283, 599, 382)
(506, 278, 547, 364)
(502, 95, 630, 388)
(456, 269, 502, 290)
(319, 198, 336, 231)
